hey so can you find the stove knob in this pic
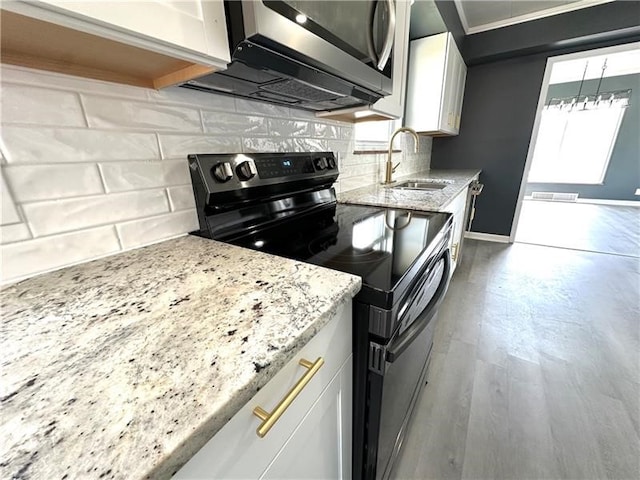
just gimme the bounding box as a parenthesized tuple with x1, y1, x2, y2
(327, 157, 337, 169)
(212, 162, 233, 183)
(314, 157, 328, 170)
(236, 160, 257, 181)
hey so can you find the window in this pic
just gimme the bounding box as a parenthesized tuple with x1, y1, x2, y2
(353, 119, 400, 152)
(527, 95, 628, 184)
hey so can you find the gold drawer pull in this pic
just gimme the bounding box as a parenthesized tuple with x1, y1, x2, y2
(253, 357, 324, 438)
(451, 243, 459, 261)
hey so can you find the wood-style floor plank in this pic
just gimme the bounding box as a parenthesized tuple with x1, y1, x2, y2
(460, 360, 509, 480)
(393, 238, 640, 480)
(515, 200, 640, 257)
(393, 340, 477, 480)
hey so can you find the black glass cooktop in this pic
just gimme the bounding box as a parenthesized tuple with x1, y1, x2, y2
(214, 202, 450, 295)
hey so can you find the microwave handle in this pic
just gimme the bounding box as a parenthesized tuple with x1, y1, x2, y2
(377, 0, 396, 71)
(367, 1, 380, 67)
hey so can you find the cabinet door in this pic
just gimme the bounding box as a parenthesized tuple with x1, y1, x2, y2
(34, 0, 229, 65)
(452, 49, 467, 134)
(440, 35, 458, 134)
(369, 0, 412, 119)
(261, 355, 352, 480)
(404, 33, 448, 132)
(175, 301, 352, 480)
(405, 32, 466, 136)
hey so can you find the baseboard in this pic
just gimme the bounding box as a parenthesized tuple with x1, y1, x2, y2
(576, 198, 640, 207)
(524, 196, 640, 207)
(464, 232, 511, 243)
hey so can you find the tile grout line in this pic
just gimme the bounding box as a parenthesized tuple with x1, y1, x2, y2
(76, 92, 91, 128)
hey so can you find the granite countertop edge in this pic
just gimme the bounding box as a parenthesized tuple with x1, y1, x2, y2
(337, 168, 481, 212)
(0, 236, 362, 480)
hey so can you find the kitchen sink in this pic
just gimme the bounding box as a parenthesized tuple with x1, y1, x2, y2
(390, 180, 452, 191)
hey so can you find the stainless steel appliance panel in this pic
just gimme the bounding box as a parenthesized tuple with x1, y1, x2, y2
(242, 0, 393, 95)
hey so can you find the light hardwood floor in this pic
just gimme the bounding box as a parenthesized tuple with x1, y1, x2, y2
(515, 200, 640, 258)
(393, 240, 640, 480)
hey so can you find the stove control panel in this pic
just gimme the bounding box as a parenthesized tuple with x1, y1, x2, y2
(188, 152, 339, 198)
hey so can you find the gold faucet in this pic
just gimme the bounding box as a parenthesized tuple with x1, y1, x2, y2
(385, 127, 420, 184)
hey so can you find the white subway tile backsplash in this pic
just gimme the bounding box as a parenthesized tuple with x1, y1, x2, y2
(327, 140, 351, 154)
(242, 137, 294, 153)
(292, 138, 328, 151)
(202, 111, 268, 136)
(0, 65, 150, 100)
(1, 226, 120, 283)
(1, 127, 160, 163)
(23, 189, 169, 237)
(1, 170, 21, 225)
(340, 174, 380, 193)
(159, 134, 242, 159)
(341, 160, 380, 176)
(116, 210, 197, 250)
(268, 119, 313, 137)
(236, 98, 290, 118)
(99, 160, 190, 192)
(313, 123, 341, 139)
(167, 185, 196, 211)
(147, 86, 236, 112)
(0, 65, 432, 282)
(4, 164, 104, 202)
(340, 127, 353, 141)
(0, 84, 86, 127)
(82, 96, 203, 132)
(0, 222, 32, 244)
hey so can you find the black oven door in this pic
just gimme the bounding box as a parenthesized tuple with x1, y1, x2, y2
(241, 0, 395, 95)
(364, 250, 451, 480)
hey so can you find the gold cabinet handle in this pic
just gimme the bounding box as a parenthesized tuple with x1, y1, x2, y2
(451, 243, 459, 261)
(253, 357, 324, 438)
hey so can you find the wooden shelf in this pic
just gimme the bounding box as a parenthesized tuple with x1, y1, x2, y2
(0, 10, 217, 89)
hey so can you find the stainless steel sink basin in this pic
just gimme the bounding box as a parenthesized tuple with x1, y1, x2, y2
(391, 180, 452, 191)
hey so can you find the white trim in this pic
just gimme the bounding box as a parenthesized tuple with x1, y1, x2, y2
(509, 42, 640, 243)
(453, 0, 471, 35)
(576, 198, 640, 207)
(464, 232, 511, 244)
(464, 0, 615, 35)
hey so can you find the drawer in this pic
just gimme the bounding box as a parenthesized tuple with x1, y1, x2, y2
(175, 300, 352, 479)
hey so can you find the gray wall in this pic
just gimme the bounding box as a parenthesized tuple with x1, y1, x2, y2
(431, 53, 547, 236)
(526, 74, 640, 201)
(429, 2, 640, 237)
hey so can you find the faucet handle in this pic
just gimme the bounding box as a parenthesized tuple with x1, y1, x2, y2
(392, 162, 400, 173)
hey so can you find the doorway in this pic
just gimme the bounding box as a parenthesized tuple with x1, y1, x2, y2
(511, 42, 640, 257)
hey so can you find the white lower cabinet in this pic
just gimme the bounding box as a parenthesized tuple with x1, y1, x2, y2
(175, 300, 353, 479)
(262, 356, 352, 480)
(442, 187, 470, 273)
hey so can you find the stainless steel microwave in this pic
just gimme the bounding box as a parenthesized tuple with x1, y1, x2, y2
(182, 0, 397, 112)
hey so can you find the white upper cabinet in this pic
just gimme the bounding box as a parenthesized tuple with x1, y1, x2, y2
(404, 32, 467, 135)
(0, 0, 230, 89)
(316, 0, 412, 123)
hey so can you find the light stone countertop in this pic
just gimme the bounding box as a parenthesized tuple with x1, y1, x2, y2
(338, 169, 481, 212)
(0, 235, 361, 480)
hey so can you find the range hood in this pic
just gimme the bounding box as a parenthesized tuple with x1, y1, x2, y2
(180, 1, 393, 112)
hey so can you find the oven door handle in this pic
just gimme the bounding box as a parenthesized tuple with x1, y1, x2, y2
(386, 251, 451, 363)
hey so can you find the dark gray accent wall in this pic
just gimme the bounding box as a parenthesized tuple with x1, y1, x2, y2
(431, 53, 548, 236)
(434, 0, 465, 50)
(526, 74, 640, 201)
(430, 2, 640, 237)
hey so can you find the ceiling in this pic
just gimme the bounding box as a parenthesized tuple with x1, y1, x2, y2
(453, 0, 615, 34)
